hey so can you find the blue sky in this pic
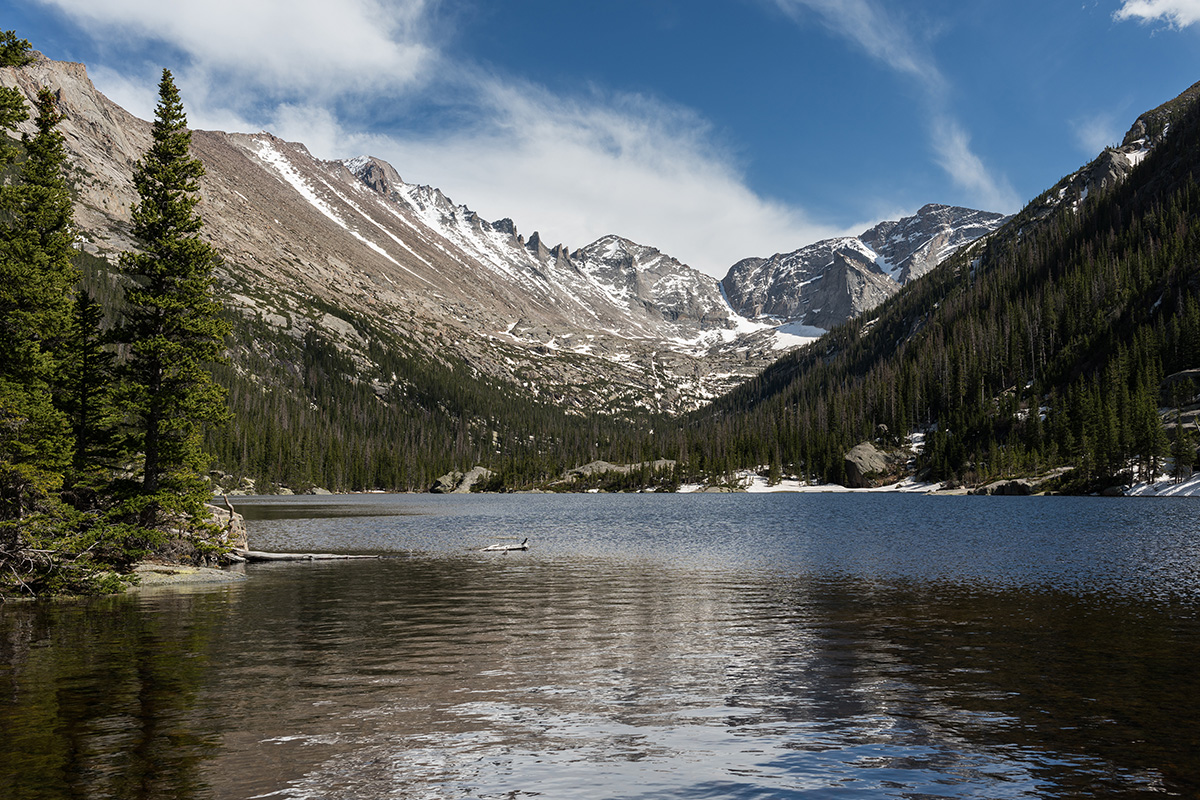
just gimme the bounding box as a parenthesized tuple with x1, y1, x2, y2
(3, 0, 1200, 277)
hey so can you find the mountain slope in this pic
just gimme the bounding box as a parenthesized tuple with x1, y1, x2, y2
(685, 79, 1200, 489)
(0, 50, 1023, 490)
(2, 55, 777, 417)
(2, 53, 1010, 424)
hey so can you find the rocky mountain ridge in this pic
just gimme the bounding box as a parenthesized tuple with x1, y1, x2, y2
(722, 204, 1011, 330)
(1020, 79, 1200, 227)
(2, 53, 1007, 414)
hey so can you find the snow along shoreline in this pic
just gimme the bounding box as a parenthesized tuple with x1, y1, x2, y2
(679, 471, 1200, 497)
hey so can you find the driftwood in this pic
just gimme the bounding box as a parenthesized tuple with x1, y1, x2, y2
(235, 549, 380, 562)
(480, 538, 529, 552)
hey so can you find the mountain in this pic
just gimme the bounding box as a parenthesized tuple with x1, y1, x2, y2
(721, 204, 1010, 330)
(1, 53, 1007, 424)
(1, 55, 754, 416)
(685, 78, 1200, 490)
(0, 50, 1021, 490)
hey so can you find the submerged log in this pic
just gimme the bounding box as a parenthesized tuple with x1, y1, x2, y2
(235, 549, 380, 562)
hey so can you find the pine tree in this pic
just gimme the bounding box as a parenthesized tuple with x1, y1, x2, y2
(0, 36, 36, 521)
(0, 76, 76, 519)
(115, 69, 230, 527)
(61, 290, 119, 495)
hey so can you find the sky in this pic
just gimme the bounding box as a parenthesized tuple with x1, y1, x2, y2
(3, 0, 1200, 278)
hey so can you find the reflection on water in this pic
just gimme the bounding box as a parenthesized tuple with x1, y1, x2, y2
(2, 494, 1199, 799)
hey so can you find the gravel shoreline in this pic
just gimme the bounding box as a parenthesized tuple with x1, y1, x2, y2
(132, 563, 247, 587)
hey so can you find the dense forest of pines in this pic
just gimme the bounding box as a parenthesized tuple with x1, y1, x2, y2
(676, 85, 1200, 492)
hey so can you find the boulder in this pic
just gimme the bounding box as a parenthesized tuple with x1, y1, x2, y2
(970, 479, 1034, 496)
(430, 471, 463, 494)
(430, 466, 495, 494)
(843, 442, 896, 488)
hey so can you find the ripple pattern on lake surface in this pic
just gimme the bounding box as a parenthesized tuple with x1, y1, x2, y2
(3, 493, 1199, 799)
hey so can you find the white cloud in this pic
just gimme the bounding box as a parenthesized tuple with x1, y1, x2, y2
(771, 0, 944, 90)
(1114, 0, 1200, 27)
(88, 65, 157, 122)
(35, 0, 434, 99)
(1071, 112, 1123, 155)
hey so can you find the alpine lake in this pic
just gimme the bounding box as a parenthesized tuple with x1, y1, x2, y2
(3, 492, 1200, 799)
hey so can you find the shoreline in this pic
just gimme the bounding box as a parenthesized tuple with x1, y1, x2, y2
(132, 563, 247, 588)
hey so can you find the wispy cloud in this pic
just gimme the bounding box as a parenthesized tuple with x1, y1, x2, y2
(931, 117, 1019, 212)
(771, 0, 944, 90)
(771, 0, 1018, 213)
(1070, 111, 1123, 155)
(1114, 0, 1200, 27)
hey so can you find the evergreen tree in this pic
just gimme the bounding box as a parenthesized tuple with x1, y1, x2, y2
(115, 69, 230, 527)
(0, 35, 140, 596)
(0, 74, 76, 518)
(61, 290, 119, 494)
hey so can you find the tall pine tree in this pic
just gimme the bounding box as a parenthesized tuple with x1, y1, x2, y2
(115, 69, 229, 527)
(61, 290, 119, 495)
(0, 39, 77, 520)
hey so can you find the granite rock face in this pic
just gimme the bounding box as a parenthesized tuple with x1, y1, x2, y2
(722, 205, 1010, 329)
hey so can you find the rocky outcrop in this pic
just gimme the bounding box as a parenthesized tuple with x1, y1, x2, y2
(969, 479, 1035, 496)
(346, 155, 404, 197)
(565, 459, 677, 479)
(859, 204, 1011, 283)
(843, 442, 905, 488)
(570, 236, 732, 330)
(430, 466, 495, 493)
(1025, 80, 1200, 224)
(206, 501, 249, 551)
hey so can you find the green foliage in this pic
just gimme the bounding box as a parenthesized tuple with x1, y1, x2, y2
(202, 304, 663, 493)
(60, 291, 120, 492)
(0, 30, 33, 68)
(0, 504, 145, 596)
(0, 51, 229, 596)
(0, 31, 32, 171)
(0, 87, 76, 518)
(114, 69, 230, 527)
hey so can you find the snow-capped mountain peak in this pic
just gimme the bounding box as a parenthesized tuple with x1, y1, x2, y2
(721, 205, 1010, 328)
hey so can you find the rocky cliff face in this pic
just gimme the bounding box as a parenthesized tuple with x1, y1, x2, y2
(722, 205, 1010, 328)
(859, 204, 1012, 284)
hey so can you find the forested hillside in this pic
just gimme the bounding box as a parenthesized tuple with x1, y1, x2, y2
(77, 250, 662, 493)
(675, 83, 1200, 490)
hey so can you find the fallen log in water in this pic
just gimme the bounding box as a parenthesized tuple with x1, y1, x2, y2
(235, 550, 380, 562)
(480, 538, 529, 552)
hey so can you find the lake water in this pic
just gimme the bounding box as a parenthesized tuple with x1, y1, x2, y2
(3, 493, 1200, 799)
